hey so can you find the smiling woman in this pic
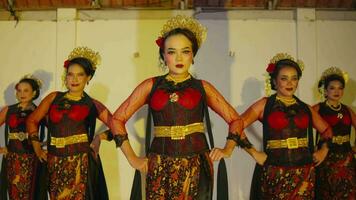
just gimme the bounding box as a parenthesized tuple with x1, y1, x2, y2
(0, 75, 46, 200)
(240, 53, 334, 200)
(26, 47, 113, 200)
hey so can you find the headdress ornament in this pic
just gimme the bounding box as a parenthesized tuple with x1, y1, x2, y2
(156, 15, 207, 48)
(63, 46, 101, 70)
(318, 66, 348, 98)
(20, 74, 42, 89)
(265, 53, 304, 96)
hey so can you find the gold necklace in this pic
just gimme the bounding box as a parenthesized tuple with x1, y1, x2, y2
(166, 74, 191, 84)
(276, 96, 297, 106)
(65, 92, 83, 101)
(325, 100, 342, 112)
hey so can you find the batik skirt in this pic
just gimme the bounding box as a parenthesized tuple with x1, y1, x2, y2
(146, 152, 213, 200)
(315, 151, 356, 200)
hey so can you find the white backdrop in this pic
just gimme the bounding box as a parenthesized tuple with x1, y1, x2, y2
(0, 9, 355, 199)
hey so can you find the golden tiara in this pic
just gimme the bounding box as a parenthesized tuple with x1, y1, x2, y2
(268, 53, 304, 72)
(159, 15, 207, 48)
(67, 46, 101, 70)
(319, 66, 348, 84)
(21, 74, 43, 89)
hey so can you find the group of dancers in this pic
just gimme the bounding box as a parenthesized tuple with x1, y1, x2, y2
(0, 15, 355, 200)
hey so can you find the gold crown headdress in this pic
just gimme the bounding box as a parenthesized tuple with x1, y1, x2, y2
(20, 74, 43, 89)
(264, 53, 304, 96)
(156, 15, 207, 48)
(318, 66, 348, 98)
(64, 46, 101, 70)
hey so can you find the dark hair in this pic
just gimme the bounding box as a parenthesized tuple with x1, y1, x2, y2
(15, 78, 41, 100)
(67, 57, 95, 78)
(159, 28, 199, 61)
(318, 74, 345, 90)
(270, 59, 302, 90)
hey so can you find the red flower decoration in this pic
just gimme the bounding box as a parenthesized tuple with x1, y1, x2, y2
(155, 37, 164, 49)
(266, 63, 276, 73)
(63, 60, 70, 69)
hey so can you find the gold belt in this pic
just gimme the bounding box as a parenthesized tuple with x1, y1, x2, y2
(267, 137, 308, 149)
(8, 132, 28, 141)
(332, 135, 349, 145)
(50, 133, 88, 148)
(154, 122, 205, 140)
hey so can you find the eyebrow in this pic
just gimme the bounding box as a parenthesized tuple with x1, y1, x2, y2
(167, 47, 191, 50)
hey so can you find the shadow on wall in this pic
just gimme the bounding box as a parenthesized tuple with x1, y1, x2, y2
(233, 77, 263, 200)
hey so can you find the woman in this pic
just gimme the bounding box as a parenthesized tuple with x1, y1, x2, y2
(313, 67, 356, 199)
(110, 15, 244, 199)
(241, 53, 333, 200)
(26, 46, 112, 199)
(0, 75, 45, 200)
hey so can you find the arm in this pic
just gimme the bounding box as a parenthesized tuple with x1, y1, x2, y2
(240, 98, 268, 165)
(27, 92, 57, 162)
(110, 78, 153, 172)
(90, 99, 114, 157)
(0, 106, 8, 155)
(201, 80, 243, 160)
(309, 105, 332, 165)
(345, 106, 356, 152)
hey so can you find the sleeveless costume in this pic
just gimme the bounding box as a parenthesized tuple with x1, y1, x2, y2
(0, 103, 46, 200)
(250, 95, 321, 200)
(315, 102, 356, 200)
(28, 92, 109, 200)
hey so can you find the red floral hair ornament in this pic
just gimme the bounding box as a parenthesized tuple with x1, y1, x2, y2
(266, 63, 276, 73)
(63, 60, 70, 69)
(155, 37, 164, 49)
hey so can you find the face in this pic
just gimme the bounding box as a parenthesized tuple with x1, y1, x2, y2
(16, 82, 35, 103)
(163, 34, 194, 76)
(325, 80, 344, 102)
(65, 64, 91, 94)
(274, 66, 299, 98)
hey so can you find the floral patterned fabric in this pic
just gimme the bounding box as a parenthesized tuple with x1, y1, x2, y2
(47, 153, 88, 199)
(261, 164, 315, 200)
(315, 102, 356, 200)
(6, 152, 37, 200)
(146, 152, 213, 200)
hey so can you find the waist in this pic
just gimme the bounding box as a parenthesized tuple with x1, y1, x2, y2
(267, 137, 308, 149)
(154, 122, 205, 140)
(8, 132, 28, 141)
(150, 132, 209, 156)
(50, 133, 88, 148)
(332, 135, 350, 145)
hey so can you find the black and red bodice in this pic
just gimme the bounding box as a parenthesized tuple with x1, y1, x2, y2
(264, 100, 313, 166)
(148, 77, 210, 156)
(47, 92, 95, 156)
(318, 102, 352, 152)
(6, 104, 36, 153)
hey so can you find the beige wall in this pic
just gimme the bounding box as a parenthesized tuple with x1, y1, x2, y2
(0, 9, 355, 199)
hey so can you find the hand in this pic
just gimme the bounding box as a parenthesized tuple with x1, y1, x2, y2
(209, 147, 231, 161)
(129, 156, 148, 173)
(252, 150, 267, 166)
(90, 135, 101, 159)
(313, 146, 329, 166)
(36, 149, 47, 162)
(0, 147, 8, 156)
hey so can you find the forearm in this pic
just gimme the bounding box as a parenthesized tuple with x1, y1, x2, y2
(120, 140, 139, 165)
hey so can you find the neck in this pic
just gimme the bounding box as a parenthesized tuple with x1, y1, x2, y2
(326, 99, 340, 106)
(276, 94, 294, 100)
(68, 91, 83, 97)
(19, 101, 31, 109)
(168, 72, 190, 79)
